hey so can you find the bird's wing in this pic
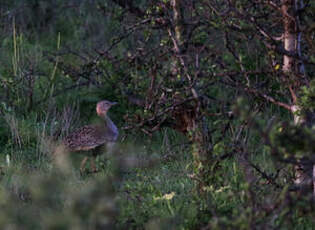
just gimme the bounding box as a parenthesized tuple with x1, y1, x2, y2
(64, 125, 106, 151)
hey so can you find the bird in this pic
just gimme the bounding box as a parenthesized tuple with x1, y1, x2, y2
(63, 100, 118, 173)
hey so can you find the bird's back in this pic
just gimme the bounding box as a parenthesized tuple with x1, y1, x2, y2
(64, 122, 118, 152)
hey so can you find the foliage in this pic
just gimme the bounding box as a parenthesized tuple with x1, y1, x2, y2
(299, 79, 315, 112)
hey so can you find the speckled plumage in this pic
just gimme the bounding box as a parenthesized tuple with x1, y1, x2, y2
(64, 122, 118, 151)
(64, 100, 118, 173)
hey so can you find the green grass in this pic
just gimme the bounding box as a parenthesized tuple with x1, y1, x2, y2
(0, 114, 314, 230)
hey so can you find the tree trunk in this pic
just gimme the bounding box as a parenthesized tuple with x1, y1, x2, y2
(170, 0, 211, 193)
(170, 0, 183, 76)
(281, 0, 313, 192)
(187, 117, 212, 193)
(281, 0, 296, 75)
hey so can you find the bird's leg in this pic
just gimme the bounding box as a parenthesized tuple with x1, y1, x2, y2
(80, 156, 89, 174)
(89, 146, 102, 173)
(90, 156, 97, 173)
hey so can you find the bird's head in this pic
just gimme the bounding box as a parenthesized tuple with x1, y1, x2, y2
(96, 100, 117, 117)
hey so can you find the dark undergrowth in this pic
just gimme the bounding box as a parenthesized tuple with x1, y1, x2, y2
(0, 115, 314, 229)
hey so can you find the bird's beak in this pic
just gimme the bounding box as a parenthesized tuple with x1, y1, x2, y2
(111, 102, 118, 106)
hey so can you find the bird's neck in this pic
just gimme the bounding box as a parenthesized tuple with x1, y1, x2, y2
(103, 114, 112, 125)
(103, 114, 118, 133)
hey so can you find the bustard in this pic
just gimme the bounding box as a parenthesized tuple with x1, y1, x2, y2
(64, 100, 118, 173)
